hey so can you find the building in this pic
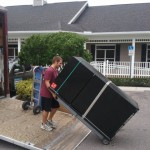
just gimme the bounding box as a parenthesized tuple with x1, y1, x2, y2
(5, 0, 150, 77)
(0, 6, 9, 97)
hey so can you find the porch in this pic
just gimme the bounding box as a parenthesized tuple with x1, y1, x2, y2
(90, 61, 150, 78)
(83, 33, 150, 78)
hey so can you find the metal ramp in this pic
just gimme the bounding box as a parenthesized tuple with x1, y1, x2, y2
(0, 98, 90, 150)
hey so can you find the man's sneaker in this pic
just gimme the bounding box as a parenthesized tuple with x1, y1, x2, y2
(41, 123, 53, 131)
(47, 120, 57, 129)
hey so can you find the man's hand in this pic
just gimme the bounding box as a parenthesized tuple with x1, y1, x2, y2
(45, 79, 57, 99)
(48, 87, 57, 99)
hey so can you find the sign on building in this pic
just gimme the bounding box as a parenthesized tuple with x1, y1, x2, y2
(128, 46, 134, 56)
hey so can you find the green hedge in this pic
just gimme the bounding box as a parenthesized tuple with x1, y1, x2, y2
(16, 78, 150, 101)
(16, 79, 32, 101)
(109, 78, 150, 87)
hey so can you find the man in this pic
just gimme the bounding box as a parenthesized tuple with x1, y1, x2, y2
(40, 56, 63, 131)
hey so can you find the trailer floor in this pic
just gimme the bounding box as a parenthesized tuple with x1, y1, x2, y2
(0, 98, 90, 150)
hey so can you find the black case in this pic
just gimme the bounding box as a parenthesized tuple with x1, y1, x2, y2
(51, 57, 139, 142)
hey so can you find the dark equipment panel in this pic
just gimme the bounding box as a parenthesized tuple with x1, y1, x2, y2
(51, 57, 139, 143)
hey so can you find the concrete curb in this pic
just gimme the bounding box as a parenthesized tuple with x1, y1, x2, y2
(118, 86, 150, 92)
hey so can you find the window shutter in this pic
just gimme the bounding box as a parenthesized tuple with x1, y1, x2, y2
(115, 44, 120, 61)
(91, 45, 95, 61)
(141, 44, 147, 62)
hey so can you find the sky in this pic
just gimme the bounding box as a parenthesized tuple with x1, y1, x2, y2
(1, 0, 150, 7)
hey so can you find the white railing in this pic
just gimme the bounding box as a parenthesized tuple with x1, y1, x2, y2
(90, 61, 150, 78)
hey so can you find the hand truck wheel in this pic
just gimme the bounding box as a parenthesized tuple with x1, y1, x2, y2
(102, 138, 110, 145)
(33, 105, 41, 115)
(22, 101, 30, 110)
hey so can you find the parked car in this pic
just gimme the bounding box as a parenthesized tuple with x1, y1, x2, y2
(9, 63, 33, 97)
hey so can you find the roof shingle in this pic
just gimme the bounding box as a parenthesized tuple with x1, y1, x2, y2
(6, 1, 86, 31)
(6, 2, 150, 33)
(74, 3, 150, 32)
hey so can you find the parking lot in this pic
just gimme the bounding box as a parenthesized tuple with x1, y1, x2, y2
(77, 90, 150, 150)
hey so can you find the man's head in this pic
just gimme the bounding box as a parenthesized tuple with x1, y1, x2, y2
(52, 56, 63, 69)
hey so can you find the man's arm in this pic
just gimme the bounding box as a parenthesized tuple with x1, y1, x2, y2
(45, 79, 50, 89)
(45, 79, 57, 99)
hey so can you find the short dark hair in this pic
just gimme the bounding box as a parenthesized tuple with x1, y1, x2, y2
(52, 56, 62, 63)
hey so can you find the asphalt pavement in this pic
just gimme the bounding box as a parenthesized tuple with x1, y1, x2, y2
(76, 90, 150, 150)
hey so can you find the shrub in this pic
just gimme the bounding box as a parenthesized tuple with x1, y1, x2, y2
(19, 32, 92, 66)
(109, 78, 150, 87)
(16, 79, 33, 101)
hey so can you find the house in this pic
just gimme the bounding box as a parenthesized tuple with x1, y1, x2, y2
(6, 0, 87, 59)
(0, 6, 9, 97)
(5, 0, 150, 77)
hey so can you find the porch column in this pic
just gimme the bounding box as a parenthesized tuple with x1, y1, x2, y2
(84, 42, 86, 49)
(13, 48, 16, 59)
(18, 37, 21, 54)
(131, 38, 135, 78)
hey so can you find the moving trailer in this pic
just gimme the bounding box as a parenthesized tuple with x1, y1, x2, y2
(0, 6, 9, 98)
(50, 57, 139, 144)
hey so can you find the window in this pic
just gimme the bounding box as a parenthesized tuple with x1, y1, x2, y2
(147, 45, 150, 62)
(95, 44, 116, 61)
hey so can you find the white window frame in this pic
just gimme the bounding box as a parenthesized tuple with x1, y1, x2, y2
(147, 44, 150, 62)
(95, 44, 116, 61)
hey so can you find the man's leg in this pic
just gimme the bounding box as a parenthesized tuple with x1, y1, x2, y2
(47, 99, 60, 128)
(47, 108, 58, 121)
(42, 110, 49, 124)
(41, 97, 52, 131)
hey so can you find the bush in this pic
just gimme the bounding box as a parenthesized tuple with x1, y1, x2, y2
(16, 79, 33, 101)
(19, 32, 93, 66)
(109, 78, 150, 87)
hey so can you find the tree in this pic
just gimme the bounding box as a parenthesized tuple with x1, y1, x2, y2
(19, 34, 50, 66)
(19, 32, 92, 66)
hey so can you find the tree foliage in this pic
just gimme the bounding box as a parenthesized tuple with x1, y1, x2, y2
(19, 32, 92, 66)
